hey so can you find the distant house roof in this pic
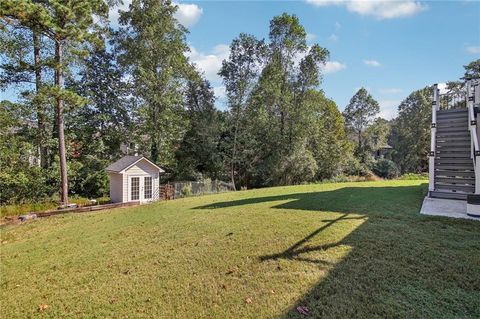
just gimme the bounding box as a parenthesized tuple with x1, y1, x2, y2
(106, 156, 164, 173)
(379, 144, 393, 149)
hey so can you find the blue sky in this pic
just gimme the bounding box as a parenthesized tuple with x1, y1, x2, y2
(2, 1, 479, 119)
(178, 0, 480, 119)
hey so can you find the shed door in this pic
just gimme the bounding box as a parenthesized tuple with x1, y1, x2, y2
(144, 176, 152, 200)
(130, 176, 140, 201)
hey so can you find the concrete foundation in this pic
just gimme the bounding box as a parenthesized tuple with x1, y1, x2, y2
(420, 197, 479, 221)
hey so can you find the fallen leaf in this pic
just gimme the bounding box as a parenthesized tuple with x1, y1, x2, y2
(296, 306, 309, 316)
(245, 297, 252, 304)
(38, 304, 49, 312)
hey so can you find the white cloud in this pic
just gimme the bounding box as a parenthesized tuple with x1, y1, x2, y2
(328, 22, 341, 42)
(306, 33, 317, 42)
(379, 99, 400, 119)
(379, 88, 402, 94)
(335, 21, 341, 31)
(437, 82, 448, 94)
(187, 44, 230, 83)
(328, 34, 339, 42)
(363, 59, 382, 67)
(322, 61, 347, 74)
(306, 0, 427, 19)
(108, 1, 203, 28)
(213, 86, 227, 106)
(466, 46, 480, 54)
(174, 3, 203, 27)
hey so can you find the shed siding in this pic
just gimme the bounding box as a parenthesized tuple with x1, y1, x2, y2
(124, 160, 159, 176)
(123, 159, 160, 202)
(109, 172, 123, 203)
(122, 173, 128, 202)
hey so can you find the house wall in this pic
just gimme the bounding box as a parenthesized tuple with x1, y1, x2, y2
(109, 172, 123, 203)
(123, 160, 160, 202)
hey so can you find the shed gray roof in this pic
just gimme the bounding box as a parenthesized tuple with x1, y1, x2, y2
(106, 156, 143, 172)
(106, 155, 164, 173)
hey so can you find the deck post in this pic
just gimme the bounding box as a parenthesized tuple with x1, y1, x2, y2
(469, 80, 480, 195)
(429, 84, 439, 193)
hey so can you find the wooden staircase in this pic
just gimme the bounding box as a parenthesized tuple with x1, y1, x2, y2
(430, 108, 474, 200)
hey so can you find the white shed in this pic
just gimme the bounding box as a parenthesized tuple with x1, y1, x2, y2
(106, 156, 164, 203)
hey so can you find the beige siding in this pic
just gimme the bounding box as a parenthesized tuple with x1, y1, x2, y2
(123, 159, 160, 202)
(109, 172, 123, 203)
(124, 160, 159, 176)
(122, 173, 128, 202)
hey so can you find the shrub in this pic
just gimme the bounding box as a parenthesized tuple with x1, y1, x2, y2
(342, 157, 371, 177)
(275, 145, 318, 185)
(372, 159, 400, 179)
(0, 167, 55, 204)
(181, 184, 192, 197)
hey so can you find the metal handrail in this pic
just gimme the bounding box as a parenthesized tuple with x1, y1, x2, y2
(466, 80, 480, 195)
(468, 106, 479, 154)
(467, 82, 480, 158)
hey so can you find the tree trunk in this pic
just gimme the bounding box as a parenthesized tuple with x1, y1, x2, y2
(358, 129, 362, 150)
(33, 31, 48, 169)
(230, 123, 238, 191)
(55, 40, 69, 205)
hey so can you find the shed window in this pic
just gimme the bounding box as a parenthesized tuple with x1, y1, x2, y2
(144, 176, 152, 199)
(131, 177, 139, 200)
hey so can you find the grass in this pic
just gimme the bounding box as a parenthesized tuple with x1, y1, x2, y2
(1, 180, 479, 318)
(0, 196, 110, 218)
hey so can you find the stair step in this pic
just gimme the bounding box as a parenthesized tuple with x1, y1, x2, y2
(436, 124, 468, 130)
(435, 170, 475, 178)
(436, 117, 469, 123)
(430, 191, 468, 200)
(435, 164, 474, 170)
(435, 183, 475, 193)
(437, 112, 468, 118)
(436, 146, 470, 150)
(436, 128, 469, 134)
(435, 147, 471, 158)
(436, 141, 471, 147)
(435, 158, 472, 164)
(437, 146, 471, 151)
(437, 108, 468, 114)
(436, 152, 471, 158)
(436, 132, 470, 138)
(437, 117, 469, 124)
(435, 177, 475, 184)
(437, 116, 468, 123)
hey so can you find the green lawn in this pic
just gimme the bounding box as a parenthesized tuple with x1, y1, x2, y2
(1, 180, 479, 318)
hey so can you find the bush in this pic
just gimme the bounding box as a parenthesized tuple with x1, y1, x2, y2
(277, 146, 318, 185)
(0, 167, 55, 204)
(342, 157, 371, 177)
(181, 184, 192, 197)
(372, 159, 400, 179)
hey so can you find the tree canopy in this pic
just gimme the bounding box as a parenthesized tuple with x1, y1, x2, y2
(1, 3, 478, 204)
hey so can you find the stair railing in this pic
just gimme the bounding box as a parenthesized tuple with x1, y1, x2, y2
(429, 84, 439, 192)
(467, 80, 480, 194)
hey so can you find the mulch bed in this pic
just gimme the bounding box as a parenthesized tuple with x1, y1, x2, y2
(1, 201, 140, 228)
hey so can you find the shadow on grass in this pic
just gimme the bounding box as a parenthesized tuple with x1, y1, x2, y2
(197, 184, 480, 318)
(195, 185, 427, 216)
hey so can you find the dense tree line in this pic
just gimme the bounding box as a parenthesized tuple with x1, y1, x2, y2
(1, 0, 479, 205)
